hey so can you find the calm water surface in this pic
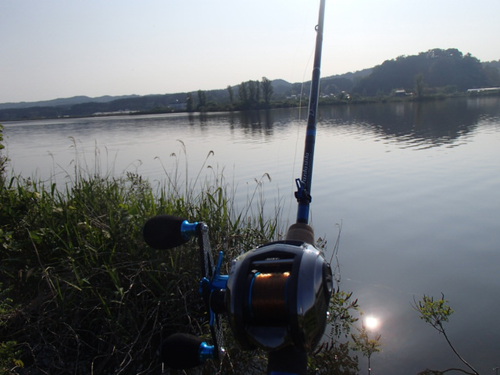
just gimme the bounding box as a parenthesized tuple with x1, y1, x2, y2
(4, 97, 500, 374)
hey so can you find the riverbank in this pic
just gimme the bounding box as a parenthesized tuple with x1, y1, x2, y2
(3, 90, 500, 122)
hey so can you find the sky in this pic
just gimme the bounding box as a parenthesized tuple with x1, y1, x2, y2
(1, 0, 500, 104)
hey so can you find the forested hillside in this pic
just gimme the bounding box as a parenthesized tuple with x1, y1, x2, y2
(352, 48, 499, 96)
(1, 48, 499, 121)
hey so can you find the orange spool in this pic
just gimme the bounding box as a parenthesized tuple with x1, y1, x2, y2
(249, 272, 290, 325)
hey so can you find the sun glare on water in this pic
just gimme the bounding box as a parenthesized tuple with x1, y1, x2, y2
(365, 315, 380, 330)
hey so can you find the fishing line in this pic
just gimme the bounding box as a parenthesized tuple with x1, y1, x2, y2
(248, 272, 290, 324)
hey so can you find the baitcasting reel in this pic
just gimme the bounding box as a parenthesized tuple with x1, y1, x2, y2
(226, 234, 333, 352)
(143, 216, 333, 373)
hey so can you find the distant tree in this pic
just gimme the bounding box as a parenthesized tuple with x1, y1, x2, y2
(483, 62, 500, 86)
(236, 79, 270, 109)
(261, 77, 274, 107)
(186, 93, 194, 112)
(255, 80, 261, 104)
(227, 85, 234, 107)
(238, 81, 248, 107)
(247, 80, 258, 108)
(415, 73, 425, 98)
(197, 90, 207, 111)
(0, 124, 6, 186)
(237, 80, 264, 109)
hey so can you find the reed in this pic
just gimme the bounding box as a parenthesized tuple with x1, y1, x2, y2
(0, 148, 281, 374)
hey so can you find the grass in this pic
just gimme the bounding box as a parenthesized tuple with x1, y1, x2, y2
(0, 143, 284, 374)
(0, 133, 362, 375)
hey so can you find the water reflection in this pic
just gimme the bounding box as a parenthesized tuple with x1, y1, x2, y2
(319, 97, 500, 148)
(178, 97, 500, 149)
(9, 97, 497, 151)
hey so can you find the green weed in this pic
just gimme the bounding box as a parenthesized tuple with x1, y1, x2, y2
(0, 147, 282, 374)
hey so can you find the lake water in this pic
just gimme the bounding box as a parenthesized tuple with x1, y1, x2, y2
(3, 97, 500, 374)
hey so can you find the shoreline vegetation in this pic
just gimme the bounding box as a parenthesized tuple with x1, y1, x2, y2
(0, 137, 364, 374)
(3, 88, 500, 123)
(1, 48, 499, 122)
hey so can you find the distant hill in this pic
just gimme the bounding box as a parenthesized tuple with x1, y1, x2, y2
(1, 48, 499, 121)
(269, 68, 372, 99)
(352, 48, 500, 96)
(0, 93, 189, 121)
(0, 95, 140, 111)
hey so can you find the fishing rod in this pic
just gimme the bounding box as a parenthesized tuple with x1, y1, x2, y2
(143, 1, 331, 374)
(295, 0, 325, 226)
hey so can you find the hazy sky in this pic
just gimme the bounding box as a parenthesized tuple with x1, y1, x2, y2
(2, 0, 499, 103)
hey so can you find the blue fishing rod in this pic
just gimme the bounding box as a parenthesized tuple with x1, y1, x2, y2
(295, 0, 325, 226)
(143, 1, 331, 374)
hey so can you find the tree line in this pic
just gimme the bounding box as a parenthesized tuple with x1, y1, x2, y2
(1, 48, 499, 121)
(185, 77, 274, 112)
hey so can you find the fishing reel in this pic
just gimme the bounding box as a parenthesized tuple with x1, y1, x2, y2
(226, 227, 333, 352)
(143, 216, 333, 373)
